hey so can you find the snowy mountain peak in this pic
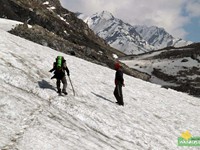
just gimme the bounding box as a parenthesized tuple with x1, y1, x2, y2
(78, 11, 192, 55)
(97, 11, 114, 20)
(84, 11, 114, 27)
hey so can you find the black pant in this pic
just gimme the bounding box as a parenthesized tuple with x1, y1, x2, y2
(56, 76, 67, 93)
(114, 84, 124, 105)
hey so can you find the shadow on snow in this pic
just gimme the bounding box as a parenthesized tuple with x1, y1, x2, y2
(91, 92, 115, 104)
(38, 79, 56, 91)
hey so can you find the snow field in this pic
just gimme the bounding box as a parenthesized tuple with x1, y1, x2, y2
(0, 20, 200, 150)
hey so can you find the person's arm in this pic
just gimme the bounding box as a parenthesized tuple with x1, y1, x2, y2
(49, 62, 56, 72)
(119, 71, 124, 85)
(63, 62, 70, 76)
(121, 72, 125, 86)
(65, 67, 70, 76)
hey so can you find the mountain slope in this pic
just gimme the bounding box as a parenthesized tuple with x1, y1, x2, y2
(0, 0, 121, 66)
(1, 23, 200, 150)
(134, 25, 192, 49)
(78, 11, 192, 55)
(79, 11, 153, 55)
(0, 0, 151, 81)
(121, 44, 200, 96)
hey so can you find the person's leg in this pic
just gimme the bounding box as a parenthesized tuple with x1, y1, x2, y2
(56, 79, 61, 94)
(61, 76, 67, 94)
(114, 85, 120, 103)
(118, 84, 124, 106)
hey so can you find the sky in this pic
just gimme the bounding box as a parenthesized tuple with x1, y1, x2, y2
(60, 0, 200, 42)
(1, 19, 200, 149)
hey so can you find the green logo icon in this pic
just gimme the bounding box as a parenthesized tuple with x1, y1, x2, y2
(178, 131, 200, 146)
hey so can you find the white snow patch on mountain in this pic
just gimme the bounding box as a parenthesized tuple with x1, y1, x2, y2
(43, 1, 49, 5)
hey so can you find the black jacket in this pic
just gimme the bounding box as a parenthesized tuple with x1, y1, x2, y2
(115, 69, 124, 85)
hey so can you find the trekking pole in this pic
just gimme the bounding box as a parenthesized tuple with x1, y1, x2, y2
(68, 76, 75, 96)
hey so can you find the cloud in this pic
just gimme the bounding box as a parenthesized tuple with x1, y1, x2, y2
(60, 0, 198, 39)
(185, 1, 200, 17)
(113, 0, 190, 38)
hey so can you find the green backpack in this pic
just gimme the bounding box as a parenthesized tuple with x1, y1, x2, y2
(56, 56, 63, 70)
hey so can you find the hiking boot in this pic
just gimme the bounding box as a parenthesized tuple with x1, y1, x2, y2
(62, 92, 68, 95)
(116, 102, 124, 106)
(57, 89, 61, 94)
(119, 103, 124, 106)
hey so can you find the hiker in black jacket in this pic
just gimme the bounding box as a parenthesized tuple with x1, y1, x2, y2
(49, 56, 70, 95)
(114, 62, 124, 106)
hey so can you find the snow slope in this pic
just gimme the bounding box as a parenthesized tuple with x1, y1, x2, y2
(0, 18, 22, 31)
(0, 21, 200, 150)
